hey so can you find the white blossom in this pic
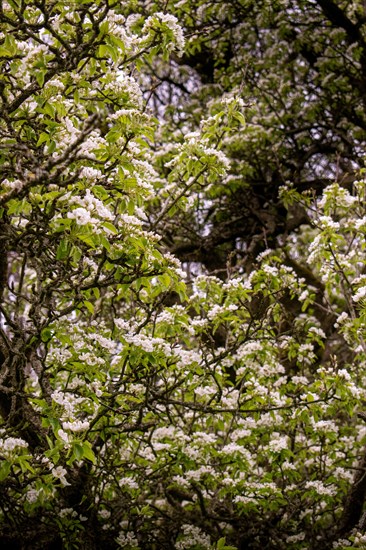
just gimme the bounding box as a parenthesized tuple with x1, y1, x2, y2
(52, 466, 70, 486)
(62, 420, 90, 432)
(116, 531, 139, 548)
(268, 434, 288, 452)
(353, 286, 366, 302)
(305, 480, 336, 496)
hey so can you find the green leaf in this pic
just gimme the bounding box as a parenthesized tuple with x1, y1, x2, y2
(77, 233, 98, 248)
(93, 185, 109, 200)
(217, 538, 225, 550)
(37, 132, 50, 147)
(98, 44, 111, 58)
(43, 102, 56, 118)
(102, 221, 118, 234)
(18, 456, 35, 474)
(53, 218, 73, 232)
(83, 300, 94, 314)
(56, 238, 70, 260)
(82, 442, 96, 464)
(233, 111, 246, 125)
(35, 70, 46, 87)
(0, 34, 17, 57)
(158, 273, 171, 290)
(0, 460, 11, 481)
(48, 140, 56, 154)
(41, 327, 53, 342)
(73, 442, 84, 461)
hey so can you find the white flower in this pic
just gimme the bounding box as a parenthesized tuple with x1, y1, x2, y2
(193, 432, 217, 444)
(99, 509, 111, 519)
(263, 264, 278, 276)
(26, 488, 40, 503)
(2, 178, 22, 190)
(67, 207, 95, 225)
(308, 326, 326, 338)
(172, 475, 190, 488)
(59, 508, 76, 518)
(116, 531, 139, 548)
(46, 77, 64, 91)
(119, 477, 139, 490)
(298, 289, 309, 301)
(79, 167, 103, 182)
(334, 311, 349, 328)
(142, 13, 185, 55)
(62, 420, 90, 432)
(57, 429, 69, 444)
(108, 72, 143, 108)
(355, 216, 366, 230)
(337, 369, 351, 381)
(114, 318, 132, 331)
(1, 437, 28, 453)
(220, 443, 248, 455)
(77, 130, 107, 158)
(292, 376, 308, 385)
(305, 480, 336, 496)
(268, 434, 288, 453)
(176, 524, 211, 550)
(194, 385, 216, 397)
(318, 216, 340, 230)
(202, 147, 231, 170)
(353, 286, 366, 302)
(286, 533, 305, 543)
(52, 466, 70, 486)
(89, 333, 116, 352)
(234, 495, 258, 504)
(185, 465, 215, 481)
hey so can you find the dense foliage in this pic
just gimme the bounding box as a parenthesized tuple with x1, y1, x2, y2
(1, 1, 366, 549)
(149, 0, 366, 272)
